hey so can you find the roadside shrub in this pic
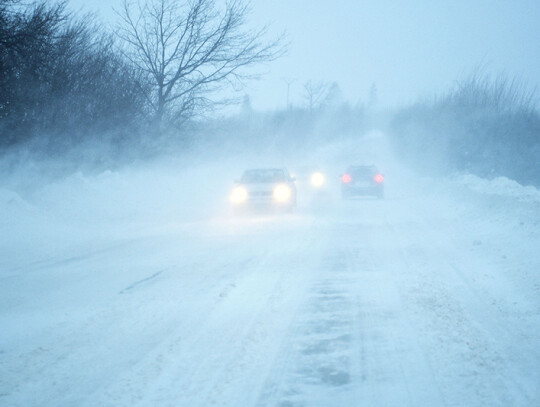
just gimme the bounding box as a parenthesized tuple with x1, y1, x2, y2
(390, 73, 540, 186)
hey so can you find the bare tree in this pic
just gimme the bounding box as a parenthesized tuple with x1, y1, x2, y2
(116, 0, 284, 126)
(324, 81, 343, 108)
(303, 80, 328, 112)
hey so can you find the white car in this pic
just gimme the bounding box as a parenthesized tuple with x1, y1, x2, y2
(230, 168, 297, 213)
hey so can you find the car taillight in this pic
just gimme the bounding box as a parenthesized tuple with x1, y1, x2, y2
(342, 174, 351, 183)
(374, 174, 384, 183)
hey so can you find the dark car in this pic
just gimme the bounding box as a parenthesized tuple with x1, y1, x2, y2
(230, 168, 297, 212)
(341, 165, 384, 199)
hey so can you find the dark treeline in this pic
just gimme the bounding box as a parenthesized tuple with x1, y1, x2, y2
(0, 0, 147, 154)
(389, 74, 540, 186)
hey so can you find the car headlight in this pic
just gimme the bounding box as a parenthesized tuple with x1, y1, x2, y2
(230, 186, 248, 204)
(310, 171, 325, 187)
(273, 184, 292, 202)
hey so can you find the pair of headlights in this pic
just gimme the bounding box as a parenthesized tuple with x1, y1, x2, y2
(230, 184, 292, 204)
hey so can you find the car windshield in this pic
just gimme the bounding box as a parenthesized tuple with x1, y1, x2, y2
(241, 169, 288, 183)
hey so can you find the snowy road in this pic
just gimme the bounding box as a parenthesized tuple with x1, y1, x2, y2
(1, 169, 539, 406)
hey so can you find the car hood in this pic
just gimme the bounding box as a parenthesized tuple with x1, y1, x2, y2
(241, 182, 280, 192)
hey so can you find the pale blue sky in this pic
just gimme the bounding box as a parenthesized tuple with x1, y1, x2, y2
(69, 0, 540, 110)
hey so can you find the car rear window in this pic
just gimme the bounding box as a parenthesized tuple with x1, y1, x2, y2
(349, 166, 377, 177)
(241, 169, 287, 183)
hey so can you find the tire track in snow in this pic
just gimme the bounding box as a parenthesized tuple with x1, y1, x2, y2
(119, 269, 167, 294)
(255, 252, 359, 406)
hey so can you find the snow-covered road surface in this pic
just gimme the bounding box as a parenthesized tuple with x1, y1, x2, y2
(1, 164, 539, 406)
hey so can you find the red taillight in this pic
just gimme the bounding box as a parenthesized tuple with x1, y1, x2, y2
(374, 174, 384, 183)
(342, 174, 351, 183)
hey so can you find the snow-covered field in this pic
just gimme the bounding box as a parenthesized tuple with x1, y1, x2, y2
(1, 136, 539, 406)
